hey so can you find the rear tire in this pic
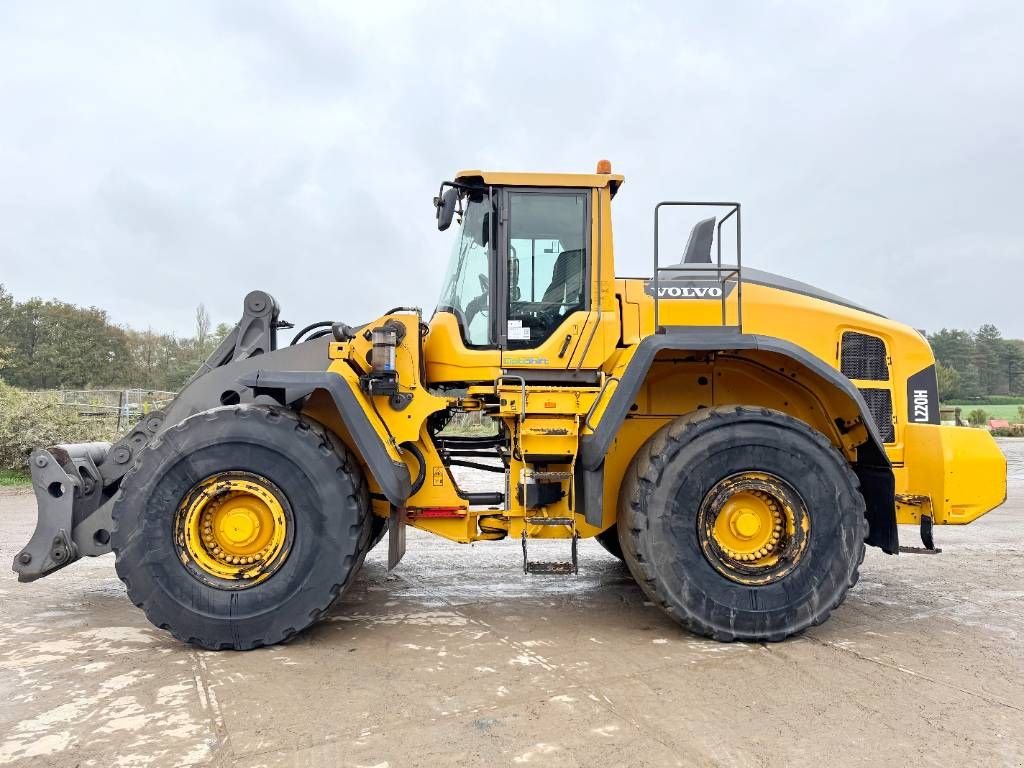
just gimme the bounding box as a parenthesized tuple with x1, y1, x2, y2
(618, 406, 866, 642)
(111, 405, 371, 650)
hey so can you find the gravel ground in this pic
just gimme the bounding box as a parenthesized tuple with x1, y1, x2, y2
(0, 441, 1021, 767)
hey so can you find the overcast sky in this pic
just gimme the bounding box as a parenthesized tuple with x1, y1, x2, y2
(2, 1, 1022, 337)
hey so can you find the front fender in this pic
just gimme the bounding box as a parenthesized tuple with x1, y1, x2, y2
(238, 369, 411, 507)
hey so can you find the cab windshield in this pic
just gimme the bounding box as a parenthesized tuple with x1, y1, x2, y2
(436, 191, 492, 345)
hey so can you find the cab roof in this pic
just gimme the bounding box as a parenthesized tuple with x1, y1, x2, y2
(454, 168, 624, 196)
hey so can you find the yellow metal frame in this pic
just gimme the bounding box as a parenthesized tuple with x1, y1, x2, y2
(293, 165, 1006, 549)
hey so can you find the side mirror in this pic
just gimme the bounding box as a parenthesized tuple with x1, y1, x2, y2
(683, 217, 716, 264)
(436, 187, 459, 231)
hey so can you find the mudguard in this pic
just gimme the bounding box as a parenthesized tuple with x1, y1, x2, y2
(578, 328, 898, 553)
(237, 369, 411, 506)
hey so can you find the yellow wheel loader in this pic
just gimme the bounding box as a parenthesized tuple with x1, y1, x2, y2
(12, 162, 1006, 649)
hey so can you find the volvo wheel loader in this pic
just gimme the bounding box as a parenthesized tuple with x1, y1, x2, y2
(12, 162, 1007, 649)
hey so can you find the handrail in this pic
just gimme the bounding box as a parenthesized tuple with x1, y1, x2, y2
(653, 201, 742, 333)
(494, 374, 527, 422)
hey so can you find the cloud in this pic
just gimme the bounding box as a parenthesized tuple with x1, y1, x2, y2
(1, 0, 1022, 336)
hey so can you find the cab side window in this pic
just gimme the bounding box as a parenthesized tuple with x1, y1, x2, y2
(506, 191, 588, 347)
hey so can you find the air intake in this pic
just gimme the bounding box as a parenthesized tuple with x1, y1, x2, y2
(841, 331, 888, 381)
(858, 387, 895, 443)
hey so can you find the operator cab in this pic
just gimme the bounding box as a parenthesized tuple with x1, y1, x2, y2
(427, 166, 623, 384)
(436, 187, 587, 348)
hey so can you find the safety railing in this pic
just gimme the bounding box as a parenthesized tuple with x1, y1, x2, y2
(652, 201, 742, 333)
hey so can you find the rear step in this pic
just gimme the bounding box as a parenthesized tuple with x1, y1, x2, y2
(898, 514, 943, 555)
(521, 517, 578, 575)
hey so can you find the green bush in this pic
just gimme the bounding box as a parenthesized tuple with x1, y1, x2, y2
(0, 469, 30, 486)
(967, 408, 989, 426)
(991, 424, 1024, 437)
(0, 381, 116, 471)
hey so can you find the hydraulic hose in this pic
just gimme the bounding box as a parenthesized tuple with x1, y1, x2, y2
(290, 321, 334, 346)
(401, 442, 427, 496)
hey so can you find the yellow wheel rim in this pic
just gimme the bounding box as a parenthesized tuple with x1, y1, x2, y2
(174, 472, 291, 588)
(712, 490, 781, 561)
(699, 472, 809, 585)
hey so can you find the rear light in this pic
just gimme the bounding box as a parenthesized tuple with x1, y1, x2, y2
(407, 507, 467, 519)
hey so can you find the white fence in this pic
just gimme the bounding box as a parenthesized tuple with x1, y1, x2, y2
(57, 389, 176, 430)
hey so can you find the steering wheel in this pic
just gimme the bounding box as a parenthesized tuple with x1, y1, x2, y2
(464, 273, 489, 328)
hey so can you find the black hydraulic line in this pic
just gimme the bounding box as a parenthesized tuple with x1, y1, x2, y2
(290, 321, 334, 346)
(464, 491, 504, 505)
(366, 380, 401, 454)
(436, 435, 503, 447)
(447, 459, 506, 473)
(401, 442, 427, 495)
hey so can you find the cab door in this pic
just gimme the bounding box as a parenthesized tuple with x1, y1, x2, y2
(498, 188, 601, 375)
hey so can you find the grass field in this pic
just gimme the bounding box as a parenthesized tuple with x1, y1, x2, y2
(0, 470, 30, 487)
(948, 404, 1024, 421)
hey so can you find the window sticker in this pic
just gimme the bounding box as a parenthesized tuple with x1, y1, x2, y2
(507, 320, 531, 340)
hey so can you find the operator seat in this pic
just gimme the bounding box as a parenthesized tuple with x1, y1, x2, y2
(541, 249, 584, 309)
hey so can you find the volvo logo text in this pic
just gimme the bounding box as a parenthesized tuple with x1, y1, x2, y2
(656, 286, 723, 299)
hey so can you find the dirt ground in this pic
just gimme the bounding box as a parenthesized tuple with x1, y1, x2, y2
(1, 441, 1022, 768)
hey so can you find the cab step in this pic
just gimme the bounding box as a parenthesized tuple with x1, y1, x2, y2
(525, 516, 573, 526)
(521, 523, 579, 575)
(530, 471, 572, 482)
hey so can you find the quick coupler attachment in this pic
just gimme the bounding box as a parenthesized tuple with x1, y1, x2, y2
(12, 442, 111, 582)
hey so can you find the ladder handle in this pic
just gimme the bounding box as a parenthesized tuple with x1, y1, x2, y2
(495, 374, 528, 421)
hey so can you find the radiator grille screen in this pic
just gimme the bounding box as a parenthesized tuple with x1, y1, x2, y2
(841, 332, 889, 381)
(859, 387, 895, 443)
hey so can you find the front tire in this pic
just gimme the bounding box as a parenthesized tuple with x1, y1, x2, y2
(111, 405, 371, 650)
(618, 406, 866, 642)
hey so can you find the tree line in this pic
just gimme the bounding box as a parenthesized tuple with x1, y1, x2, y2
(927, 324, 1024, 401)
(0, 284, 230, 392)
(2, 283, 1021, 400)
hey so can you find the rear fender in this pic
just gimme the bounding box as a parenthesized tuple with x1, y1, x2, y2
(579, 328, 898, 552)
